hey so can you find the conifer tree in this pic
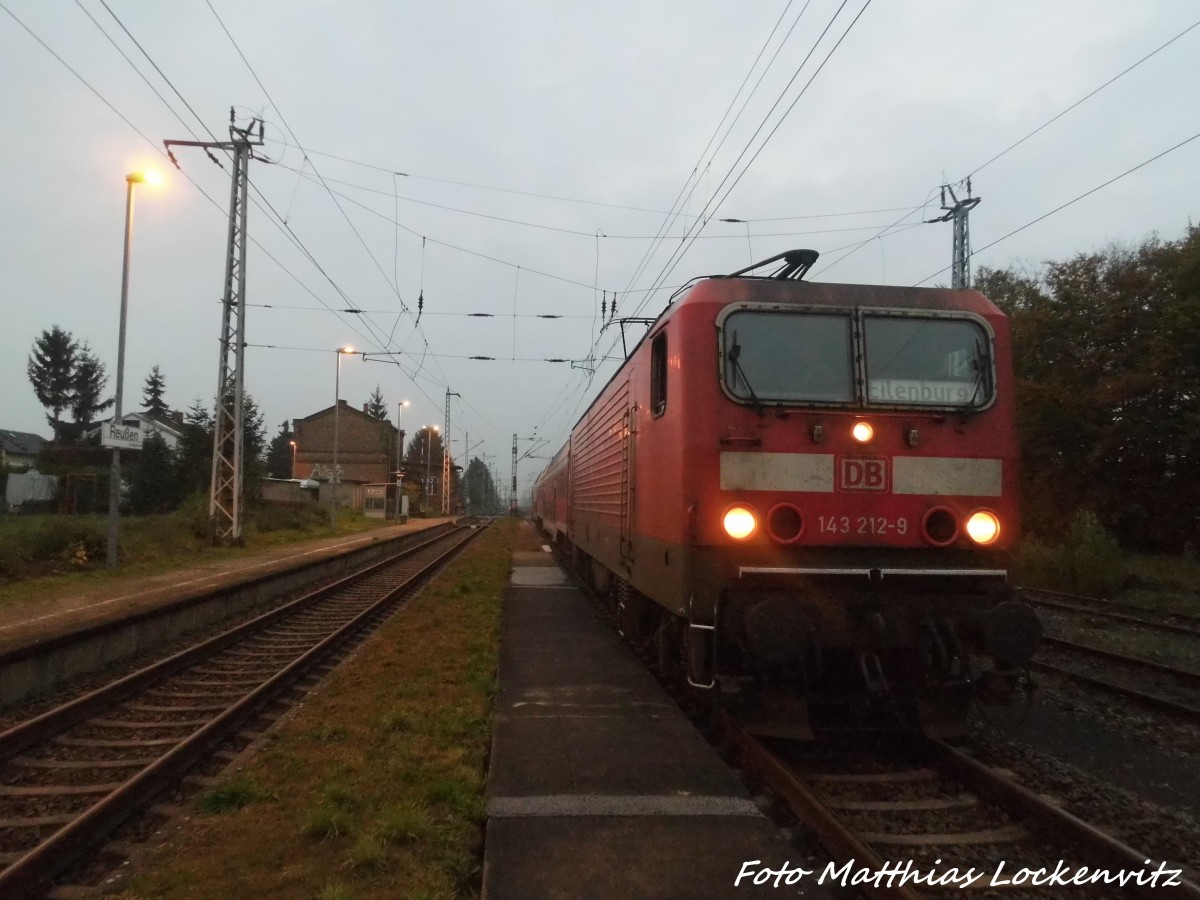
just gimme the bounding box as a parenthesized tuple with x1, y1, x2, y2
(142, 365, 169, 416)
(27, 326, 78, 435)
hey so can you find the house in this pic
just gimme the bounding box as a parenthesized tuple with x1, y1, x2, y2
(82, 411, 186, 451)
(292, 401, 399, 505)
(0, 430, 46, 469)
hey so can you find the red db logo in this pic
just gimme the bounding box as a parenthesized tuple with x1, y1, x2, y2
(837, 457, 889, 492)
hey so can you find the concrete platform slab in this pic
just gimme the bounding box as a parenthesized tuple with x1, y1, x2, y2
(484, 816, 811, 899)
(511, 565, 568, 585)
(483, 548, 831, 899)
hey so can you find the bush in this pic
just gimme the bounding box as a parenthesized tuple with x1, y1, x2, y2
(0, 516, 106, 579)
(1014, 510, 1124, 596)
(249, 501, 328, 533)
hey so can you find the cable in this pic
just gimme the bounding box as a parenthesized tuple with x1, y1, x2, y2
(632, 0, 873, 317)
(913, 128, 1200, 286)
(968, 16, 1200, 179)
(271, 161, 913, 240)
(87, 1, 401, 357)
(205, 0, 411, 329)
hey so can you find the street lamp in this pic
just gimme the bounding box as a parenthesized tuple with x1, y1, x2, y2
(331, 345, 355, 528)
(289, 440, 297, 479)
(106, 170, 160, 568)
(423, 424, 440, 513)
(395, 400, 409, 519)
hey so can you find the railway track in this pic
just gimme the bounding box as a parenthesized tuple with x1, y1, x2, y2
(718, 714, 1200, 899)
(554, 540, 1199, 895)
(0, 520, 486, 899)
(1034, 636, 1200, 723)
(1021, 587, 1200, 638)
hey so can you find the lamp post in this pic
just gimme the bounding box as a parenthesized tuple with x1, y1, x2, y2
(395, 400, 409, 519)
(423, 424, 439, 513)
(289, 440, 297, 479)
(106, 170, 161, 568)
(330, 345, 355, 528)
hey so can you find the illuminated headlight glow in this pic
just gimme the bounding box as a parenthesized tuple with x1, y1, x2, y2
(723, 506, 758, 540)
(965, 510, 1001, 545)
(851, 420, 874, 443)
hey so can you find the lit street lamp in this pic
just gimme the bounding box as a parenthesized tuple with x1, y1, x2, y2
(422, 424, 440, 513)
(106, 170, 161, 568)
(395, 400, 409, 519)
(289, 440, 297, 479)
(331, 345, 355, 528)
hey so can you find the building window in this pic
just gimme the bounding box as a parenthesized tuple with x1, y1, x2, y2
(650, 332, 668, 417)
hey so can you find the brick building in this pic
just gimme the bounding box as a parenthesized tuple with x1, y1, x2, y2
(292, 401, 398, 489)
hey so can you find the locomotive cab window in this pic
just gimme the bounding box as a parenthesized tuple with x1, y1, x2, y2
(722, 311, 853, 404)
(650, 332, 668, 416)
(863, 315, 992, 409)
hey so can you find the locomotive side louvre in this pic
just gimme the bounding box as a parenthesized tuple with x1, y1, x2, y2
(533, 260, 1039, 735)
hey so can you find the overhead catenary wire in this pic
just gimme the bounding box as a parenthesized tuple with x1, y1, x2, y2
(968, 15, 1200, 179)
(913, 128, 1200, 287)
(625, 0, 873, 323)
(205, 0, 412, 332)
(269, 162, 919, 241)
(84, 0, 405, 358)
(4, 0, 398, 368)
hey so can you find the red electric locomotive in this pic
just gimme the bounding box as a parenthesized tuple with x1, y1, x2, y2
(533, 250, 1040, 736)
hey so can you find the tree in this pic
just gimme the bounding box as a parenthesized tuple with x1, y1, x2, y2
(142, 365, 169, 416)
(175, 398, 214, 495)
(365, 385, 388, 420)
(266, 420, 295, 479)
(175, 390, 267, 501)
(27, 326, 77, 435)
(976, 222, 1200, 550)
(464, 456, 500, 515)
(70, 342, 113, 428)
(129, 432, 179, 513)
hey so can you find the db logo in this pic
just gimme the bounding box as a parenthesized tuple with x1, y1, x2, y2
(837, 457, 889, 492)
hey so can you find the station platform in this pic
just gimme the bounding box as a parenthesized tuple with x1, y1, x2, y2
(0, 517, 452, 655)
(483, 546, 825, 900)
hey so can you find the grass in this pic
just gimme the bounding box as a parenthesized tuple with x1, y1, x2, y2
(110, 518, 514, 900)
(196, 774, 276, 814)
(0, 504, 402, 613)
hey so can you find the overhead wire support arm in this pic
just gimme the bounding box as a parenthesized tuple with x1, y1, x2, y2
(601, 316, 657, 359)
(164, 111, 265, 545)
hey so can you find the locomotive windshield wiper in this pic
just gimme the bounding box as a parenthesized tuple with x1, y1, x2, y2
(960, 339, 988, 417)
(727, 331, 765, 417)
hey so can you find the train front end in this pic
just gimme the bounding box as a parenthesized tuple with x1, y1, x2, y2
(675, 261, 1038, 736)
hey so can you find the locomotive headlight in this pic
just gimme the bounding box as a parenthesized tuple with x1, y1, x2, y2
(851, 420, 874, 443)
(965, 510, 1001, 545)
(723, 506, 758, 540)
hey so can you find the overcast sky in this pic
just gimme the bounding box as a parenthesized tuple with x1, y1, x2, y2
(2, 1, 1197, 498)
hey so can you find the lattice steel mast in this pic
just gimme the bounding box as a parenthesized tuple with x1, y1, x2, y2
(442, 390, 459, 514)
(165, 111, 265, 543)
(926, 179, 981, 289)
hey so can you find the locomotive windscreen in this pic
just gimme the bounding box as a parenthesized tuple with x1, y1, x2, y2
(723, 311, 854, 402)
(721, 308, 993, 409)
(863, 315, 991, 408)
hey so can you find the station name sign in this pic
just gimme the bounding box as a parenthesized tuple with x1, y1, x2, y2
(100, 422, 142, 450)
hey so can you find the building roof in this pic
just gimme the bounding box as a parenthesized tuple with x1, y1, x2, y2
(294, 399, 396, 429)
(0, 429, 46, 456)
